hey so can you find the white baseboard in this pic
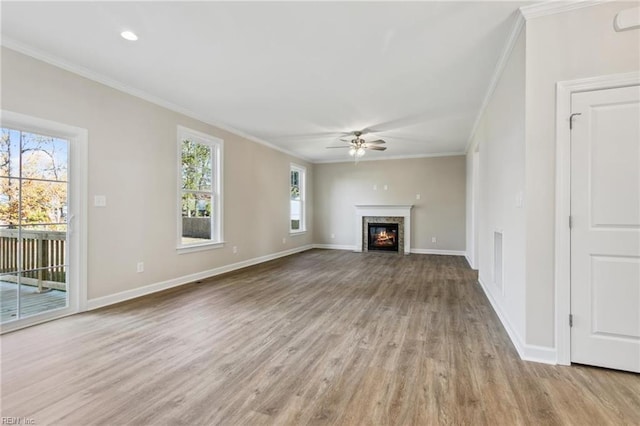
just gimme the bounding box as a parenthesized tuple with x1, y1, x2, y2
(478, 277, 526, 358)
(312, 245, 465, 257)
(409, 248, 466, 256)
(313, 244, 357, 251)
(523, 344, 558, 365)
(464, 253, 476, 269)
(477, 277, 557, 365)
(87, 244, 314, 310)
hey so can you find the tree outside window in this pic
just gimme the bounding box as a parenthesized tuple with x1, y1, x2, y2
(178, 127, 222, 249)
(0, 128, 68, 230)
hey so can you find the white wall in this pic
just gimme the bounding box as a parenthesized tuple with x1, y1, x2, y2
(524, 1, 640, 348)
(314, 156, 466, 252)
(468, 29, 527, 352)
(1, 47, 314, 303)
(469, 2, 640, 360)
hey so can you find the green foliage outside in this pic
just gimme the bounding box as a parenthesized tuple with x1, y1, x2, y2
(0, 128, 68, 229)
(291, 170, 300, 200)
(181, 139, 212, 218)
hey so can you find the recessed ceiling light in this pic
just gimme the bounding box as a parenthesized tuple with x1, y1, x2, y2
(120, 31, 138, 41)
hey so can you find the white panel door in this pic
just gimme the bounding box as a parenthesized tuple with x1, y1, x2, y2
(571, 85, 640, 373)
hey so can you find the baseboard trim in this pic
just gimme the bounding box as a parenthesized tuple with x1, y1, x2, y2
(312, 245, 465, 257)
(477, 277, 557, 365)
(477, 277, 526, 358)
(313, 244, 357, 251)
(87, 244, 314, 310)
(464, 254, 474, 269)
(523, 344, 558, 365)
(409, 248, 466, 256)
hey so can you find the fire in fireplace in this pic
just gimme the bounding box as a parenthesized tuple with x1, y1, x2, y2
(367, 223, 399, 252)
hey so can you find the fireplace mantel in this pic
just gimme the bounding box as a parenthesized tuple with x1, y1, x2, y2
(354, 205, 413, 254)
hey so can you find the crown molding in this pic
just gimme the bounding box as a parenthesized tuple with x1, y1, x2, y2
(520, 0, 612, 20)
(465, 10, 525, 153)
(313, 151, 465, 164)
(0, 37, 313, 164)
(466, 0, 615, 153)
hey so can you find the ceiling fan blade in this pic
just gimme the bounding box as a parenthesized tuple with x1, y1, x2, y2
(326, 146, 352, 149)
(357, 129, 376, 136)
(365, 139, 386, 144)
(367, 146, 387, 151)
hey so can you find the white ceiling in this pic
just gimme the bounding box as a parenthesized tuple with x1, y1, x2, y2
(1, 1, 534, 162)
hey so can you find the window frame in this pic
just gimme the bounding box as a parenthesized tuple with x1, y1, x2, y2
(176, 126, 224, 253)
(289, 163, 306, 234)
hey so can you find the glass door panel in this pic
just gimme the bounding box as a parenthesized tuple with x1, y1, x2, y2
(0, 127, 69, 324)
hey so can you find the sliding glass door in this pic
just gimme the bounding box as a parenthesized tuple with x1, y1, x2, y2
(1, 127, 69, 324)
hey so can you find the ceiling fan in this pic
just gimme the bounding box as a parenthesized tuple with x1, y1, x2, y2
(326, 131, 387, 158)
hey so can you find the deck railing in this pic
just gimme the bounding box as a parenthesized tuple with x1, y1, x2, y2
(0, 228, 66, 292)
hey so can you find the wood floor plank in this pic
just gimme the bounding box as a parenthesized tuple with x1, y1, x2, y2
(1, 249, 639, 425)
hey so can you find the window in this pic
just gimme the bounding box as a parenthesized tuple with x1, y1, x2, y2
(290, 164, 306, 233)
(178, 126, 223, 251)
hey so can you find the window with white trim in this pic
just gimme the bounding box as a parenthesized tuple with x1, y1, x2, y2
(290, 164, 306, 233)
(178, 126, 223, 250)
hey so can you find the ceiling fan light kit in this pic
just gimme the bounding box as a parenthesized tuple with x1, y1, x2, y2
(349, 146, 366, 157)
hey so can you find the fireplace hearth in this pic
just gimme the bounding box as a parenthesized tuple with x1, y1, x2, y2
(368, 223, 399, 252)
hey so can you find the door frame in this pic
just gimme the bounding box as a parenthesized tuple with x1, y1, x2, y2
(472, 148, 480, 270)
(0, 110, 88, 333)
(554, 71, 640, 365)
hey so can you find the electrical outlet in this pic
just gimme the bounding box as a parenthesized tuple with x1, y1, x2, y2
(282, 237, 287, 244)
(373, 184, 377, 190)
(431, 237, 437, 243)
(416, 193, 421, 200)
(331, 233, 335, 239)
(383, 184, 388, 190)
(232, 246, 238, 254)
(136, 262, 144, 273)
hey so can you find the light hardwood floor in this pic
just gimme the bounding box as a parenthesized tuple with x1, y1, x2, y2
(1, 249, 639, 425)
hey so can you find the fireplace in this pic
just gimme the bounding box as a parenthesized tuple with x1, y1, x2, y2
(368, 223, 399, 252)
(362, 215, 406, 254)
(355, 205, 412, 255)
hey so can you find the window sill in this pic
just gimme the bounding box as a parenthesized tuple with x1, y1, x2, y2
(177, 241, 225, 254)
(289, 231, 307, 236)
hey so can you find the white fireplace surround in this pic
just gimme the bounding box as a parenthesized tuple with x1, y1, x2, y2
(355, 205, 413, 254)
